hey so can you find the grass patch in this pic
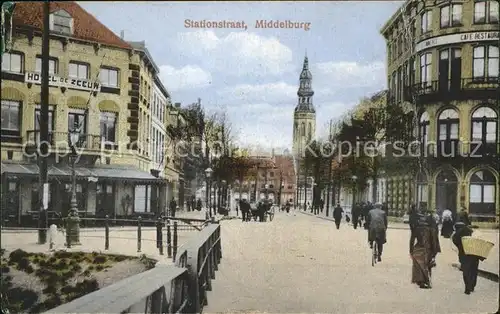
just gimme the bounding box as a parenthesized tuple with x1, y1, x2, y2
(1, 250, 150, 313)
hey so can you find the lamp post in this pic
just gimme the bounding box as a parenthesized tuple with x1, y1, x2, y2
(279, 184, 285, 207)
(221, 179, 227, 214)
(205, 167, 213, 217)
(264, 184, 269, 200)
(352, 175, 358, 210)
(66, 122, 81, 246)
(312, 182, 318, 214)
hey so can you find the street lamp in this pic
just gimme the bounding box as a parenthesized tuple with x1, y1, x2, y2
(352, 175, 358, 209)
(221, 179, 227, 213)
(312, 182, 318, 214)
(66, 122, 81, 246)
(205, 167, 213, 217)
(279, 184, 285, 207)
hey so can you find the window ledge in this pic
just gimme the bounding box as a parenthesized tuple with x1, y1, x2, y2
(1, 71, 24, 82)
(101, 86, 121, 95)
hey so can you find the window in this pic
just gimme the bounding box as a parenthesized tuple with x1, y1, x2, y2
(34, 105, 55, 131)
(419, 112, 430, 146)
(100, 67, 119, 87)
(473, 46, 499, 79)
(474, 0, 499, 24)
(421, 10, 432, 33)
(420, 53, 432, 85)
(469, 170, 496, 215)
(1, 52, 22, 73)
(440, 4, 462, 27)
(51, 10, 73, 34)
(69, 62, 89, 80)
(100, 112, 117, 143)
(35, 57, 57, 75)
(438, 109, 459, 140)
(68, 109, 87, 136)
(471, 106, 498, 143)
(1, 100, 20, 131)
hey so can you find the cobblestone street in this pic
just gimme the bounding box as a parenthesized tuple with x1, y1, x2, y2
(204, 211, 499, 314)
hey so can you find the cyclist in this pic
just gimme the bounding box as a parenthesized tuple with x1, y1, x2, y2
(366, 203, 388, 262)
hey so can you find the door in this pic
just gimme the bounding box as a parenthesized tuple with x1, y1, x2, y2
(438, 50, 450, 93)
(435, 170, 458, 215)
(450, 48, 462, 92)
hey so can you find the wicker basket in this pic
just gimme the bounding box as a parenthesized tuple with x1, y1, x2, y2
(462, 236, 494, 259)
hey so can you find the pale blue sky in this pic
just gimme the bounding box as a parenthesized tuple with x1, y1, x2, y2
(79, 1, 403, 152)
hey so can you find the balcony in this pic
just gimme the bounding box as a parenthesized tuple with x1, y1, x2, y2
(403, 78, 498, 104)
(24, 130, 102, 164)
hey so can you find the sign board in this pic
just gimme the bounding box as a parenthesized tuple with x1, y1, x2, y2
(42, 183, 49, 209)
(416, 31, 499, 53)
(25, 72, 101, 92)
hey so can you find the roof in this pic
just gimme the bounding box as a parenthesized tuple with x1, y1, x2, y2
(154, 75, 170, 99)
(127, 41, 160, 74)
(12, 2, 131, 49)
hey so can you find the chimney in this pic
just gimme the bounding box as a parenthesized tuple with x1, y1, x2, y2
(175, 102, 181, 108)
(120, 30, 125, 39)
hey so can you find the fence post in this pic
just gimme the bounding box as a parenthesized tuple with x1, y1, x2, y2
(157, 217, 164, 255)
(105, 215, 109, 250)
(137, 216, 142, 253)
(166, 220, 172, 258)
(173, 221, 178, 261)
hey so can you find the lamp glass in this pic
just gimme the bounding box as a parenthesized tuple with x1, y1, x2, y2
(352, 175, 358, 180)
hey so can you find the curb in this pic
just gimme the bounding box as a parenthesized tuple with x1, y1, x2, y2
(298, 211, 410, 230)
(451, 263, 499, 282)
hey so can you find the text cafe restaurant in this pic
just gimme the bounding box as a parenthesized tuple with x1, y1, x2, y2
(1, 73, 167, 227)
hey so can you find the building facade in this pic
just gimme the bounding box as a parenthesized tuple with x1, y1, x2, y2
(381, 0, 499, 221)
(0, 2, 169, 226)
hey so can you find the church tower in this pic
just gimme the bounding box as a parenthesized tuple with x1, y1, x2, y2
(292, 54, 316, 157)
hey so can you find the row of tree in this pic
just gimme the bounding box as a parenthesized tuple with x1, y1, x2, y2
(299, 90, 417, 212)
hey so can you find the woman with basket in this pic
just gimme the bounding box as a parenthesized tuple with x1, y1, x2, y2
(452, 221, 493, 295)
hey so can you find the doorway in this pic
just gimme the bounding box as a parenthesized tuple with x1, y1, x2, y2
(435, 169, 458, 215)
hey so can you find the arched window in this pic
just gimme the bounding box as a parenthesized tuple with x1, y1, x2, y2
(438, 108, 459, 154)
(300, 122, 305, 136)
(469, 169, 497, 217)
(419, 111, 430, 145)
(471, 106, 497, 143)
(307, 123, 312, 140)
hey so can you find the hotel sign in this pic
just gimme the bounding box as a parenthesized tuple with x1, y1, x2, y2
(25, 72, 101, 92)
(416, 31, 499, 53)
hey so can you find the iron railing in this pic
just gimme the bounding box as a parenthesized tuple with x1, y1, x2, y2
(43, 223, 221, 314)
(25, 130, 102, 150)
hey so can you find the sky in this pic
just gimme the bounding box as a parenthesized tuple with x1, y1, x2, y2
(79, 1, 403, 154)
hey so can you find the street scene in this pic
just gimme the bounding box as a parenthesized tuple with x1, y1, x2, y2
(1, 0, 499, 313)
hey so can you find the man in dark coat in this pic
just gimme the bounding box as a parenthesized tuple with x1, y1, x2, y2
(366, 203, 388, 261)
(333, 203, 344, 229)
(169, 198, 177, 217)
(196, 199, 202, 211)
(452, 221, 483, 294)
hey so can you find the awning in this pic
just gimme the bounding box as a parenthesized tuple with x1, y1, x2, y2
(1, 162, 164, 184)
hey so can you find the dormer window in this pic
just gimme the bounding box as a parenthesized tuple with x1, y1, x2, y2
(50, 10, 73, 35)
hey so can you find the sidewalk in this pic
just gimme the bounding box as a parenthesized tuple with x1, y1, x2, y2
(299, 210, 499, 279)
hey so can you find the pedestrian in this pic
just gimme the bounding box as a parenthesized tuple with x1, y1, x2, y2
(409, 210, 441, 289)
(366, 203, 388, 262)
(452, 221, 483, 294)
(169, 198, 177, 218)
(196, 199, 202, 212)
(333, 203, 343, 229)
(352, 203, 360, 230)
(440, 208, 454, 238)
(285, 200, 291, 213)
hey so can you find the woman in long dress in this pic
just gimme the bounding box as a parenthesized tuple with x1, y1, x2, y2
(410, 211, 441, 289)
